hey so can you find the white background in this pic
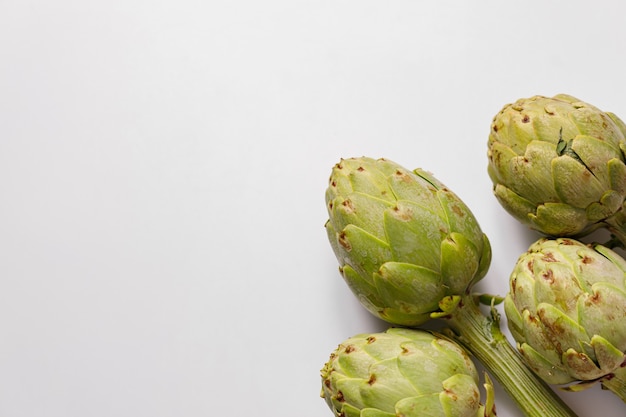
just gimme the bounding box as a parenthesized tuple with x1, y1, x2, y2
(0, 1, 625, 416)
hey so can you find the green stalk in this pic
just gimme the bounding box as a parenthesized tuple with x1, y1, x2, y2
(600, 365, 626, 402)
(439, 295, 579, 417)
(603, 216, 626, 249)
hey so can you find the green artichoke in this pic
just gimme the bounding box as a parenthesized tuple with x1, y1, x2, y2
(325, 156, 491, 326)
(504, 237, 626, 401)
(487, 94, 626, 240)
(324, 157, 578, 417)
(320, 327, 496, 417)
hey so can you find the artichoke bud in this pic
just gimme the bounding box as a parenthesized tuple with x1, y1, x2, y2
(320, 328, 497, 417)
(487, 94, 626, 237)
(325, 157, 491, 326)
(504, 237, 626, 391)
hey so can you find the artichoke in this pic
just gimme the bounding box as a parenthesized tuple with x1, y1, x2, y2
(320, 328, 496, 417)
(487, 94, 626, 242)
(325, 156, 491, 326)
(504, 237, 626, 401)
(324, 157, 578, 417)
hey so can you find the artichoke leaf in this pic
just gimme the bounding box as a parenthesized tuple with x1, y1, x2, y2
(383, 201, 445, 272)
(503, 295, 525, 342)
(334, 377, 368, 411)
(375, 262, 444, 316)
(590, 335, 626, 375)
(361, 332, 413, 361)
(519, 342, 573, 385)
(440, 232, 480, 295)
(437, 188, 483, 245)
(562, 348, 606, 381)
(359, 358, 418, 409)
(341, 265, 385, 315)
(439, 374, 482, 417)
(333, 224, 391, 284)
(530, 202, 588, 236)
(395, 394, 447, 417)
(388, 171, 442, 215)
(594, 242, 626, 271)
(346, 164, 396, 202)
(335, 342, 378, 379)
(329, 193, 394, 241)
(570, 135, 623, 183)
(585, 190, 622, 222)
(486, 141, 521, 184)
(537, 303, 590, 351)
(396, 340, 475, 396)
(493, 184, 537, 227)
(510, 141, 559, 200)
(552, 154, 606, 207)
(608, 157, 626, 196)
(519, 308, 563, 365)
(579, 283, 626, 350)
(606, 111, 626, 137)
(360, 408, 396, 417)
(342, 402, 370, 417)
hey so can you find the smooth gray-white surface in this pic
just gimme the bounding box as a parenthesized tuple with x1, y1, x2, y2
(1, 1, 625, 416)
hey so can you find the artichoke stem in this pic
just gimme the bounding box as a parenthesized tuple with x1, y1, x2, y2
(443, 295, 579, 417)
(603, 216, 626, 250)
(601, 365, 626, 403)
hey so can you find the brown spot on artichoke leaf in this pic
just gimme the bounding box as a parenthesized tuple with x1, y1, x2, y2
(341, 199, 355, 213)
(522, 115, 530, 123)
(537, 309, 566, 354)
(451, 204, 465, 218)
(588, 291, 602, 304)
(542, 252, 558, 262)
(336, 390, 345, 402)
(357, 166, 365, 172)
(368, 374, 377, 385)
(394, 170, 412, 182)
(581, 255, 593, 264)
(338, 232, 351, 250)
(366, 336, 376, 344)
(542, 269, 555, 284)
(344, 345, 356, 354)
(392, 205, 413, 221)
(443, 388, 458, 401)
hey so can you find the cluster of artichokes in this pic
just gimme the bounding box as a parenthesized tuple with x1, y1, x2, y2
(319, 94, 626, 417)
(489, 95, 626, 401)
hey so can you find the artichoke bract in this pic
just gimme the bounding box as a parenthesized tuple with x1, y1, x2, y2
(504, 237, 626, 401)
(320, 328, 496, 417)
(325, 157, 491, 326)
(487, 94, 626, 240)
